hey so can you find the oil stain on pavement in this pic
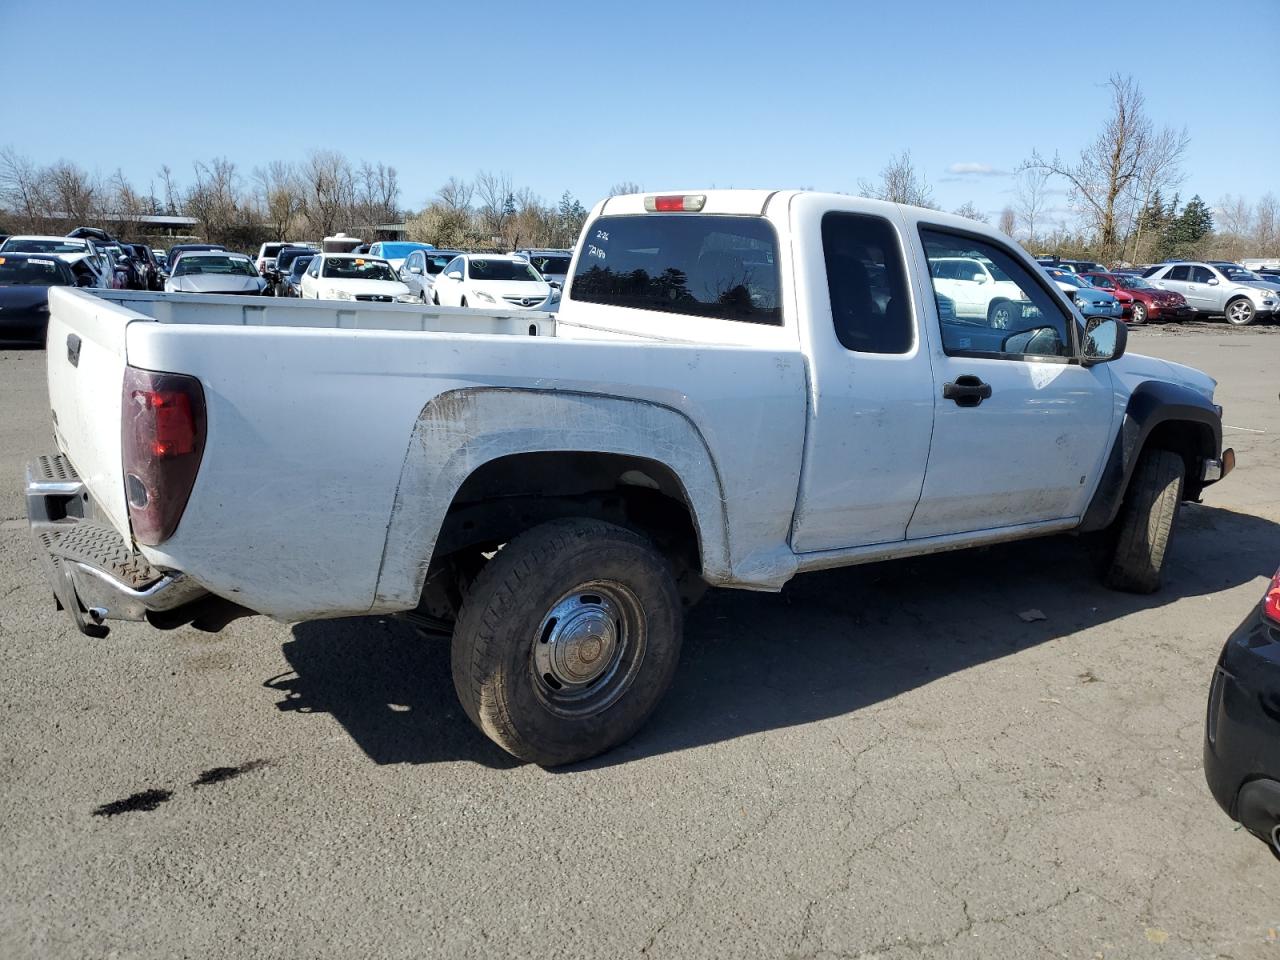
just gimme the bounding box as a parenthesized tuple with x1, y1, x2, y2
(92, 788, 174, 817)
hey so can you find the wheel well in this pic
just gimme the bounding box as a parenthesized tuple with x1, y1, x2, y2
(416, 452, 704, 623)
(1143, 419, 1214, 499)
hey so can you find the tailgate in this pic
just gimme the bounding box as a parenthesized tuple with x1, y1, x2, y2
(45, 287, 136, 539)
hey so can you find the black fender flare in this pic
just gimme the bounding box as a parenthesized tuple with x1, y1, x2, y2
(1079, 380, 1223, 532)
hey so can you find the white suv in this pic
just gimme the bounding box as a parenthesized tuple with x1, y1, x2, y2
(928, 256, 1029, 325)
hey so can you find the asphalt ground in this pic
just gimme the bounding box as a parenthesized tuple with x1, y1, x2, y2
(1, 318, 1278, 959)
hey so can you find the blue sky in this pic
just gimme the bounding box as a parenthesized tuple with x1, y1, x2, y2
(2, 0, 1276, 222)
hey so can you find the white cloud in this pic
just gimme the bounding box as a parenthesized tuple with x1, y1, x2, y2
(946, 162, 1011, 177)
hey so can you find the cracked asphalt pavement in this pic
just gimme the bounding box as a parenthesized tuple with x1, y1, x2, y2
(1, 321, 1277, 959)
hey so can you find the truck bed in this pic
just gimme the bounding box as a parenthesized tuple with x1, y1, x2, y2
(80, 289, 558, 336)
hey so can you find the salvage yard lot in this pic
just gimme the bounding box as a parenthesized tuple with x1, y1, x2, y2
(1, 322, 1277, 959)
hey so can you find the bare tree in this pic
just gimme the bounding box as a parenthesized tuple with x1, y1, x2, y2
(1028, 75, 1187, 260)
(436, 176, 473, 214)
(857, 151, 935, 208)
(1253, 193, 1278, 256)
(1216, 194, 1253, 261)
(475, 170, 515, 240)
(952, 201, 988, 223)
(253, 161, 304, 241)
(108, 168, 148, 239)
(47, 160, 101, 225)
(354, 160, 400, 229)
(998, 207, 1016, 237)
(185, 157, 240, 243)
(300, 150, 354, 237)
(157, 164, 181, 215)
(607, 181, 642, 197)
(1013, 165, 1051, 247)
(0, 146, 51, 231)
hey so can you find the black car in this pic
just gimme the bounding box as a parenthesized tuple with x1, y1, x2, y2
(1205, 564, 1280, 860)
(0, 252, 81, 343)
(280, 254, 315, 297)
(125, 243, 163, 291)
(270, 246, 317, 296)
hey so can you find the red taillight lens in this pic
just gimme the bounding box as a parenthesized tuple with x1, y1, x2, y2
(122, 366, 206, 546)
(644, 194, 707, 213)
(1264, 568, 1280, 625)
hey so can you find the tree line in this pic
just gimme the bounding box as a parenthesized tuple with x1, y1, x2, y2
(0, 147, 598, 252)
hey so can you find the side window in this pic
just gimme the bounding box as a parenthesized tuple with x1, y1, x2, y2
(920, 227, 1074, 361)
(1164, 265, 1189, 281)
(1091, 275, 1115, 289)
(821, 212, 913, 354)
(1189, 266, 1214, 283)
(308, 257, 321, 278)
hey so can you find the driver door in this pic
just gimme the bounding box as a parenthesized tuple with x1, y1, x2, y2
(907, 226, 1116, 539)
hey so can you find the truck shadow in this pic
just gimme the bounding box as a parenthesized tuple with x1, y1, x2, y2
(272, 502, 1277, 770)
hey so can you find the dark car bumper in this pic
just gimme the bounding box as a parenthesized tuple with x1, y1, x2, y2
(1151, 302, 1195, 321)
(1204, 603, 1280, 856)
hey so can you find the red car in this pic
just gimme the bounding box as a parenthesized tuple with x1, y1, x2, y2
(1082, 272, 1193, 324)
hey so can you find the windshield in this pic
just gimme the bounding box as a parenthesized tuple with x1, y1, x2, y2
(276, 248, 313, 270)
(377, 243, 430, 259)
(530, 255, 571, 275)
(1218, 266, 1261, 281)
(262, 244, 285, 258)
(1121, 276, 1157, 290)
(288, 256, 314, 278)
(469, 258, 542, 282)
(321, 258, 398, 281)
(0, 256, 73, 285)
(173, 255, 258, 277)
(2, 238, 87, 255)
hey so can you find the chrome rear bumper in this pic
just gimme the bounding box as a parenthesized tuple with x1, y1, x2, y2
(26, 454, 206, 637)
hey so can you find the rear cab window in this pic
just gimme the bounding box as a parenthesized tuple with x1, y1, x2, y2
(569, 214, 782, 325)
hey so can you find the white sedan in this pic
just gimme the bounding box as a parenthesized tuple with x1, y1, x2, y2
(165, 252, 268, 294)
(431, 254, 553, 309)
(299, 254, 418, 303)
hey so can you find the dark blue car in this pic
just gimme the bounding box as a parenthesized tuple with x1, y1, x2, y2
(0, 252, 80, 344)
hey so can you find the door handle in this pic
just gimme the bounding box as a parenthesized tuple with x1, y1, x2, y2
(943, 375, 991, 407)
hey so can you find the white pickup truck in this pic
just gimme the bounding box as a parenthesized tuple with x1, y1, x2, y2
(27, 190, 1233, 765)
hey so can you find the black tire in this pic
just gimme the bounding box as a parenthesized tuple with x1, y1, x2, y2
(1225, 297, 1255, 326)
(432, 292, 440, 305)
(1130, 301, 1147, 324)
(451, 518, 683, 766)
(987, 299, 1016, 328)
(1103, 449, 1185, 594)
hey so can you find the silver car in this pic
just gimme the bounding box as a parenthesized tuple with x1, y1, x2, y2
(1144, 261, 1279, 326)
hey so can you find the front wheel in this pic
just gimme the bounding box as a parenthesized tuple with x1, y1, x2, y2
(1103, 449, 1185, 594)
(1225, 298, 1255, 326)
(451, 519, 683, 766)
(987, 299, 1016, 328)
(1130, 301, 1147, 324)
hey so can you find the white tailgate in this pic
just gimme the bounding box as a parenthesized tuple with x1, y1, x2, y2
(45, 287, 134, 538)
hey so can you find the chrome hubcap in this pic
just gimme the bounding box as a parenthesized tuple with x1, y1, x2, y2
(1229, 302, 1249, 322)
(531, 581, 646, 718)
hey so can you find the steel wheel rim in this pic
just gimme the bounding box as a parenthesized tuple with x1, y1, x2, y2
(1228, 301, 1250, 323)
(531, 580, 647, 718)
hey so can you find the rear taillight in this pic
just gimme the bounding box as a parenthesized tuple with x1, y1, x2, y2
(122, 366, 206, 545)
(1264, 568, 1280, 625)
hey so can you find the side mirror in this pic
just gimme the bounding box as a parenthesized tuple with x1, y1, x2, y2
(446, 271, 462, 281)
(548, 280, 562, 289)
(410, 266, 423, 275)
(1206, 277, 1219, 285)
(972, 274, 988, 284)
(1002, 325, 1064, 356)
(1082, 317, 1127, 365)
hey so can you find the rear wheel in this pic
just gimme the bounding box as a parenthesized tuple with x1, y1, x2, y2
(1225, 297, 1255, 326)
(1103, 449, 1185, 594)
(451, 518, 683, 766)
(1130, 301, 1147, 324)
